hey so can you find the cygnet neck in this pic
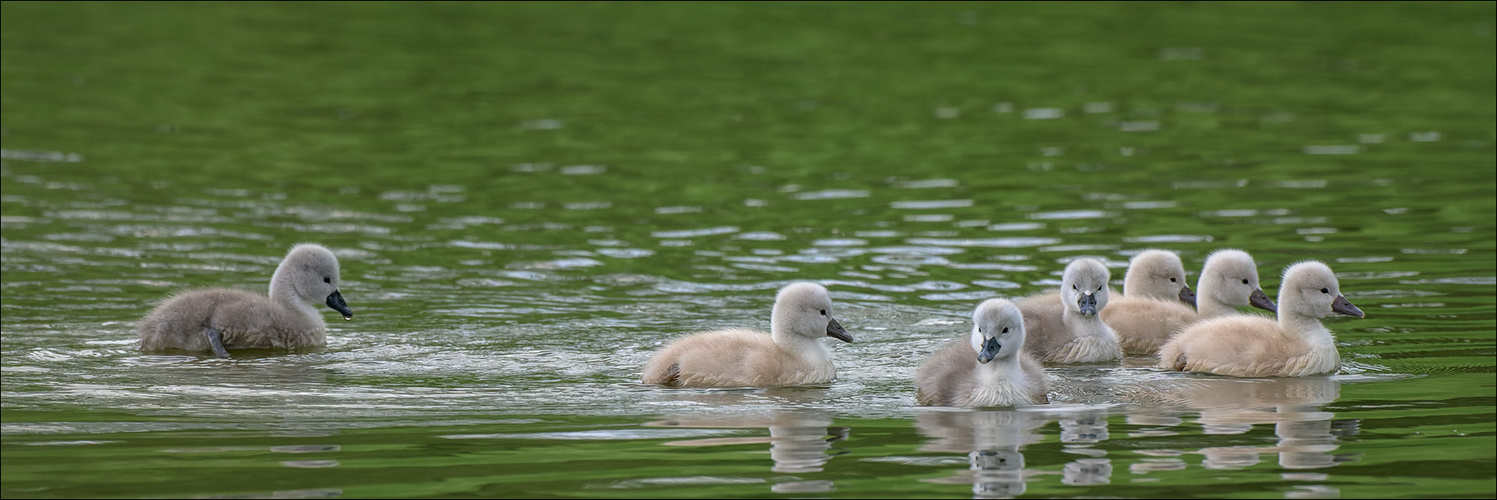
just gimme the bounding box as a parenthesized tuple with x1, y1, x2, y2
(1062, 303, 1112, 340)
(1276, 291, 1333, 347)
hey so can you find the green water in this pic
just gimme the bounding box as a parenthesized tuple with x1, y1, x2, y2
(2, 2, 1493, 498)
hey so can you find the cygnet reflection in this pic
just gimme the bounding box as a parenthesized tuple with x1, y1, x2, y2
(645, 408, 847, 475)
(1057, 408, 1113, 485)
(916, 409, 1047, 498)
(1153, 377, 1360, 470)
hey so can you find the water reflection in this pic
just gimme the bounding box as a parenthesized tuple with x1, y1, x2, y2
(1152, 377, 1360, 472)
(645, 406, 847, 489)
(916, 410, 1046, 498)
(1058, 409, 1112, 485)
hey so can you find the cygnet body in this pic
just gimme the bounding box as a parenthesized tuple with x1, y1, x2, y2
(137, 243, 353, 357)
(1159, 261, 1364, 377)
(641, 282, 853, 387)
(1100, 249, 1199, 356)
(1018, 258, 1122, 364)
(916, 299, 1048, 407)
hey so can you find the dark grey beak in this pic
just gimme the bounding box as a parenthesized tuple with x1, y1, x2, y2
(326, 290, 353, 320)
(826, 317, 853, 343)
(977, 336, 1001, 364)
(1332, 295, 1365, 318)
(1178, 285, 1197, 307)
(1249, 288, 1278, 313)
(1077, 293, 1098, 317)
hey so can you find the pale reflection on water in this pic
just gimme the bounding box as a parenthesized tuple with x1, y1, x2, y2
(917, 409, 1046, 498)
(900, 377, 1360, 498)
(644, 405, 847, 494)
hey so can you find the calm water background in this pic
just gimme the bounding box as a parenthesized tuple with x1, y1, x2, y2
(2, 2, 1493, 498)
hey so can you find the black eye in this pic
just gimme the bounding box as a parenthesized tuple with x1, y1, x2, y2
(1321, 288, 1329, 294)
(819, 309, 826, 316)
(1170, 277, 1177, 282)
(1072, 284, 1078, 290)
(1242, 279, 1249, 285)
(323, 277, 331, 284)
(1096, 285, 1103, 292)
(1001, 327, 1009, 333)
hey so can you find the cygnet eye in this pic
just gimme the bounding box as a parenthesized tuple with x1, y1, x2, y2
(1170, 277, 1177, 282)
(1096, 285, 1103, 292)
(1001, 327, 1009, 334)
(323, 277, 331, 284)
(1321, 288, 1329, 294)
(819, 309, 826, 316)
(1071, 284, 1078, 290)
(1241, 278, 1249, 285)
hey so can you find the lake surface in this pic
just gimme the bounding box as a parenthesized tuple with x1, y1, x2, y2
(2, 2, 1493, 498)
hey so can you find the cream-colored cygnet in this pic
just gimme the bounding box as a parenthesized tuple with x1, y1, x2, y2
(916, 299, 1048, 407)
(137, 243, 353, 357)
(641, 282, 853, 387)
(1101, 249, 1198, 356)
(1194, 249, 1279, 318)
(1105, 248, 1279, 356)
(1159, 260, 1365, 377)
(1018, 258, 1122, 364)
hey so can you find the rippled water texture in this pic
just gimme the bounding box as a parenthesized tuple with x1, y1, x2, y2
(2, 2, 1494, 498)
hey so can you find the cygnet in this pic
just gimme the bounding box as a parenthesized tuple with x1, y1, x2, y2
(1018, 258, 1123, 364)
(916, 298, 1049, 407)
(1101, 249, 1198, 355)
(1105, 248, 1279, 356)
(137, 243, 353, 357)
(1159, 260, 1364, 377)
(641, 282, 853, 387)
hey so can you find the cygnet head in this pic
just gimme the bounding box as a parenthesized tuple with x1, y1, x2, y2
(1124, 249, 1195, 306)
(771, 282, 852, 343)
(1279, 261, 1365, 319)
(969, 298, 1026, 364)
(270, 243, 353, 320)
(1060, 258, 1111, 317)
(1199, 249, 1277, 313)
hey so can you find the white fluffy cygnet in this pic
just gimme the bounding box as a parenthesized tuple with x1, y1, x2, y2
(1194, 249, 1279, 318)
(1159, 260, 1365, 377)
(916, 298, 1049, 407)
(1018, 258, 1123, 364)
(1105, 248, 1280, 356)
(137, 243, 353, 357)
(1101, 249, 1198, 356)
(641, 282, 853, 387)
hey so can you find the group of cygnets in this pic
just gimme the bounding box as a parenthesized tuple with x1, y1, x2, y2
(137, 244, 1365, 408)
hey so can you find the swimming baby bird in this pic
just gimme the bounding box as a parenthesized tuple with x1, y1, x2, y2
(641, 282, 853, 388)
(1103, 249, 1278, 356)
(1194, 249, 1278, 319)
(916, 299, 1049, 407)
(1101, 249, 1199, 356)
(1018, 258, 1123, 364)
(1159, 260, 1364, 377)
(137, 243, 353, 357)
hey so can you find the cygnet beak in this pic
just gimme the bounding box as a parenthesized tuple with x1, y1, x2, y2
(1178, 285, 1198, 307)
(1249, 288, 1278, 313)
(326, 290, 353, 320)
(826, 317, 853, 343)
(1077, 292, 1098, 317)
(977, 336, 1001, 364)
(1332, 295, 1365, 318)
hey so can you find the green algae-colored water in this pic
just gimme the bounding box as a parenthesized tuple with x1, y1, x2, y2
(3, 2, 1493, 498)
